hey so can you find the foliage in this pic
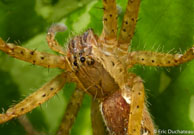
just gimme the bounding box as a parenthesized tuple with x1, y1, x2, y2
(0, 0, 194, 134)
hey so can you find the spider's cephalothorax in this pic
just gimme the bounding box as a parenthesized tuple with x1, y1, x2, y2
(67, 29, 119, 99)
(0, 0, 194, 135)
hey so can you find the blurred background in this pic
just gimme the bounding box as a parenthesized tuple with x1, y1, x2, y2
(0, 0, 194, 135)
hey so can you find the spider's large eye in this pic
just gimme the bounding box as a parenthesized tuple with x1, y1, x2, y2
(80, 57, 85, 63)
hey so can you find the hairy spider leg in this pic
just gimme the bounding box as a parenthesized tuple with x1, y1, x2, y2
(57, 89, 85, 135)
(18, 115, 41, 135)
(128, 46, 194, 67)
(99, 0, 118, 54)
(0, 72, 70, 124)
(0, 38, 67, 69)
(117, 0, 141, 57)
(126, 75, 145, 135)
(91, 99, 107, 135)
(141, 107, 155, 135)
(46, 24, 67, 55)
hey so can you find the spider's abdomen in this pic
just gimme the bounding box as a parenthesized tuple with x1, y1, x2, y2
(101, 90, 154, 135)
(101, 90, 130, 135)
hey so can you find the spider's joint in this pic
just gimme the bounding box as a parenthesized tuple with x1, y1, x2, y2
(174, 54, 183, 60)
(122, 93, 131, 104)
(117, 47, 128, 53)
(0, 114, 5, 120)
(103, 51, 112, 56)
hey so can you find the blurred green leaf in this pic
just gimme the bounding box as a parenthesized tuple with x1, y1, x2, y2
(0, 0, 194, 135)
(0, 0, 46, 42)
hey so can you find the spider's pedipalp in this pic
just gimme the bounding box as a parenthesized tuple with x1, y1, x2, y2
(0, 38, 68, 69)
(57, 89, 85, 135)
(47, 23, 67, 55)
(0, 72, 70, 124)
(117, 0, 141, 57)
(128, 46, 194, 67)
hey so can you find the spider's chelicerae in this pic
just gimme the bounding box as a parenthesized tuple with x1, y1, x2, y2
(0, 0, 194, 135)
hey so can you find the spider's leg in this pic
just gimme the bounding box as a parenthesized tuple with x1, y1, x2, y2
(0, 38, 68, 69)
(141, 107, 155, 135)
(18, 115, 41, 135)
(0, 72, 70, 124)
(91, 99, 107, 135)
(47, 24, 66, 55)
(126, 75, 145, 135)
(57, 89, 85, 135)
(117, 0, 140, 56)
(128, 46, 194, 67)
(99, 0, 118, 53)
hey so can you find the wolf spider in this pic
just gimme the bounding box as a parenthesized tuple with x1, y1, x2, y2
(0, 0, 194, 135)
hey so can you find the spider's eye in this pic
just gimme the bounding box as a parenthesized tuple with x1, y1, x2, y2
(73, 61, 78, 66)
(80, 57, 85, 63)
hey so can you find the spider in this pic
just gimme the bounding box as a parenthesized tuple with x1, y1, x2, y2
(0, 0, 194, 135)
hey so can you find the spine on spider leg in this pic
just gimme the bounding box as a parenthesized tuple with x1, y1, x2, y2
(129, 47, 194, 67)
(0, 38, 67, 69)
(0, 72, 68, 124)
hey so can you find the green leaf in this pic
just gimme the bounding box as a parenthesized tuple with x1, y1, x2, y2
(0, 0, 194, 134)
